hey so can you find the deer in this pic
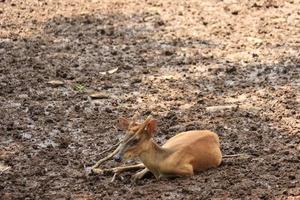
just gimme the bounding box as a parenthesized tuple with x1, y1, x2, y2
(92, 115, 223, 182)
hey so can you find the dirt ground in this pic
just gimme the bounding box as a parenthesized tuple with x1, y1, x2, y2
(1, 0, 300, 199)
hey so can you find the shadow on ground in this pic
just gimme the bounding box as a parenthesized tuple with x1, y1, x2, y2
(1, 8, 299, 200)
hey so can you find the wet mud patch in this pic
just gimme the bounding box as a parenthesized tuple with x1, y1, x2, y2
(1, 0, 300, 199)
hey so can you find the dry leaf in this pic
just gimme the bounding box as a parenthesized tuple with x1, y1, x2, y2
(47, 80, 64, 87)
(206, 104, 238, 112)
(0, 162, 11, 174)
(108, 67, 118, 74)
(99, 67, 119, 75)
(89, 92, 109, 99)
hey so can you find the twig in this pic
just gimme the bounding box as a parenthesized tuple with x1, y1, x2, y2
(92, 144, 121, 169)
(98, 140, 121, 158)
(111, 173, 118, 182)
(223, 154, 250, 158)
(0, 166, 11, 174)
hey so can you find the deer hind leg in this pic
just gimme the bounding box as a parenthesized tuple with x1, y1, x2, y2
(177, 164, 194, 177)
(160, 164, 194, 179)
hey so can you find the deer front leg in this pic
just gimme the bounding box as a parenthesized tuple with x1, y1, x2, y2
(92, 163, 145, 175)
(112, 163, 145, 174)
(132, 168, 150, 182)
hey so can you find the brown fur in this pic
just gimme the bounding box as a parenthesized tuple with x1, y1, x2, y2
(116, 117, 222, 179)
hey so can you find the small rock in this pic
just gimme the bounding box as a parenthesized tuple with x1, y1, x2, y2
(18, 94, 29, 99)
(89, 92, 109, 99)
(288, 175, 296, 180)
(231, 10, 239, 15)
(282, 190, 288, 195)
(131, 78, 142, 84)
(225, 66, 237, 73)
(252, 2, 263, 8)
(142, 68, 150, 74)
(164, 50, 174, 56)
(47, 80, 64, 87)
(283, 150, 290, 155)
(104, 107, 112, 113)
(2, 193, 15, 200)
(247, 37, 263, 46)
(179, 103, 193, 110)
(155, 19, 165, 27)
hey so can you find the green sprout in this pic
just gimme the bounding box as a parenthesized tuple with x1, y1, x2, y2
(74, 84, 86, 93)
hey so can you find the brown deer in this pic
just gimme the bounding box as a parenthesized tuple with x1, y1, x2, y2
(109, 115, 222, 181)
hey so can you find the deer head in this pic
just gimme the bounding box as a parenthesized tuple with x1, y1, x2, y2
(114, 115, 157, 162)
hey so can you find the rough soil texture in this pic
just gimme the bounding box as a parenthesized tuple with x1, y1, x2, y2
(1, 0, 300, 199)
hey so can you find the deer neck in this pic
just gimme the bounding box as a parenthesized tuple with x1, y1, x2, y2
(139, 139, 171, 176)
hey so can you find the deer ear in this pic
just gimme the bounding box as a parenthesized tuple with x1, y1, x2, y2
(118, 117, 130, 130)
(146, 119, 157, 136)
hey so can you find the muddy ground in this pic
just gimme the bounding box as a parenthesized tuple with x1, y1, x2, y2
(0, 0, 300, 199)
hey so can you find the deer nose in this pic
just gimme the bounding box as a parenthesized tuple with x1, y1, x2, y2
(114, 154, 122, 162)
